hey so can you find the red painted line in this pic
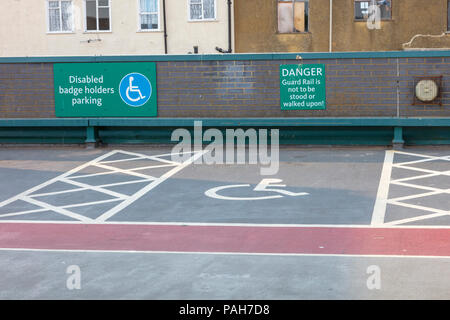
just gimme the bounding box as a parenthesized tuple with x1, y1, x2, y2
(1, 223, 450, 256)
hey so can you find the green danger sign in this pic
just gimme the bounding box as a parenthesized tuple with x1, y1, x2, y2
(54, 62, 157, 117)
(280, 64, 326, 110)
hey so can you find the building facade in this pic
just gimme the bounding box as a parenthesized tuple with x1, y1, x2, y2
(0, 0, 233, 57)
(2, 0, 450, 57)
(234, 0, 450, 53)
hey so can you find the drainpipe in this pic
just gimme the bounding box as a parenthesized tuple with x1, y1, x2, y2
(215, 0, 232, 53)
(227, 0, 232, 53)
(329, 0, 333, 52)
(162, 0, 168, 54)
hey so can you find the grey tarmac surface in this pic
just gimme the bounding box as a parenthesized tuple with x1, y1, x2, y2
(0, 145, 449, 299)
(1, 251, 450, 300)
(0, 146, 387, 225)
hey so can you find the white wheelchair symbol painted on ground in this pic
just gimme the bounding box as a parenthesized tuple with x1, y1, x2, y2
(205, 178, 309, 201)
(119, 73, 152, 107)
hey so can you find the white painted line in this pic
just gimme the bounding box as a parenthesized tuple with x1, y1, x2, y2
(383, 149, 449, 226)
(384, 199, 450, 226)
(0, 198, 125, 220)
(29, 179, 158, 198)
(393, 164, 442, 175)
(1, 247, 450, 259)
(91, 163, 157, 180)
(70, 164, 175, 180)
(390, 181, 445, 192)
(96, 221, 450, 229)
(68, 170, 121, 180)
(391, 172, 444, 183)
(4, 219, 450, 229)
(0, 149, 202, 222)
(113, 149, 180, 165)
(371, 150, 394, 226)
(0, 198, 122, 218)
(94, 150, 208, 222)
(148, 156, 181, 165)
(0, 208, 48, 218)
(395, 155, 450, 166)
(28, 177, 155, 198)
(96, 179, 155, 188)
(384, 212, 449, 226)
(30, 187, 88, 198)
(0, 150, 120, 209)
(393, 167, 450, 177)
(149, 150, 197, 158)
(22, 196, 94, 222)
(127, 164, 177, 171)
(109, 150, 154, 158)
(61, 198, 123, 209)
(386, 200, 448, 215)
(392, 150, 443, 160)
(99, 156, 145, 164)
(61, 178, 129, 200)
(68, 153, 178, 181)
(388, 190, 448, 202)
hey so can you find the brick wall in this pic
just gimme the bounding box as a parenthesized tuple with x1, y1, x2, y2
(1, 55, 449, 118)
(0, 63, 54, 118)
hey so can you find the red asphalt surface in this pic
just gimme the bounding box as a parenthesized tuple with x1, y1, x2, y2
(0, 223, 450, 256)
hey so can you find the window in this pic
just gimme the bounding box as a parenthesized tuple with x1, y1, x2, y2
(278, 0, 309, 33)
(139, 0, 159, 30)
(354, 0, 391, 20)
(47, 0, 73, 32)
(85, 0, 111, 31)
(189, 0, 216, 21)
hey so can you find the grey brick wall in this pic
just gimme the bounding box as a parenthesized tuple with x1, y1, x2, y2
(1, 56, 449, 118)
(398, 57, 450, 117)
(0, 63, 54, 118)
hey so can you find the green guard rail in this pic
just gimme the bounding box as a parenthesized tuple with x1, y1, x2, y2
(0, 117, 449, 146)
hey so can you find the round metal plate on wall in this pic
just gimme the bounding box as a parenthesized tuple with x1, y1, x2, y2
(415, 79, 439, 102)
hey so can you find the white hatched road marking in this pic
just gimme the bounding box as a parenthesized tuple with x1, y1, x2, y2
(29, 179, 154, 198)
(94, 150, 208, 222)
(1, 148, 447, 228)
(0, 150, 206, 223)
(372, 150, 450, 226)
(371, 150, 394, 226)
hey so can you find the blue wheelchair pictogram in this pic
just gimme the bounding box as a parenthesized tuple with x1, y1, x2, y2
(119, 73, 152, 107)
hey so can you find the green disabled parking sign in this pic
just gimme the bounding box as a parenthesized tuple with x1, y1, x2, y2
(54, 62, 157, 117)
(280, 64, 326, 110)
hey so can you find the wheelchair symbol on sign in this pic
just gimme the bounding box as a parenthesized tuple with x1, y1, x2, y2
(205, 179, 309, 201)
(119, 73, 152, 107)
(126, 77, 146, 102)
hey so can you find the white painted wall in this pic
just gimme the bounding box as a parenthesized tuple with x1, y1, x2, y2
(0, 0, 233, 56)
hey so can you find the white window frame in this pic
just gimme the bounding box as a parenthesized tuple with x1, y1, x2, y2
(187, 0, 217, 22)
(46, 0, 74, 34)
(83, 0, 112, 33)
(137, 0, 161, 32)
